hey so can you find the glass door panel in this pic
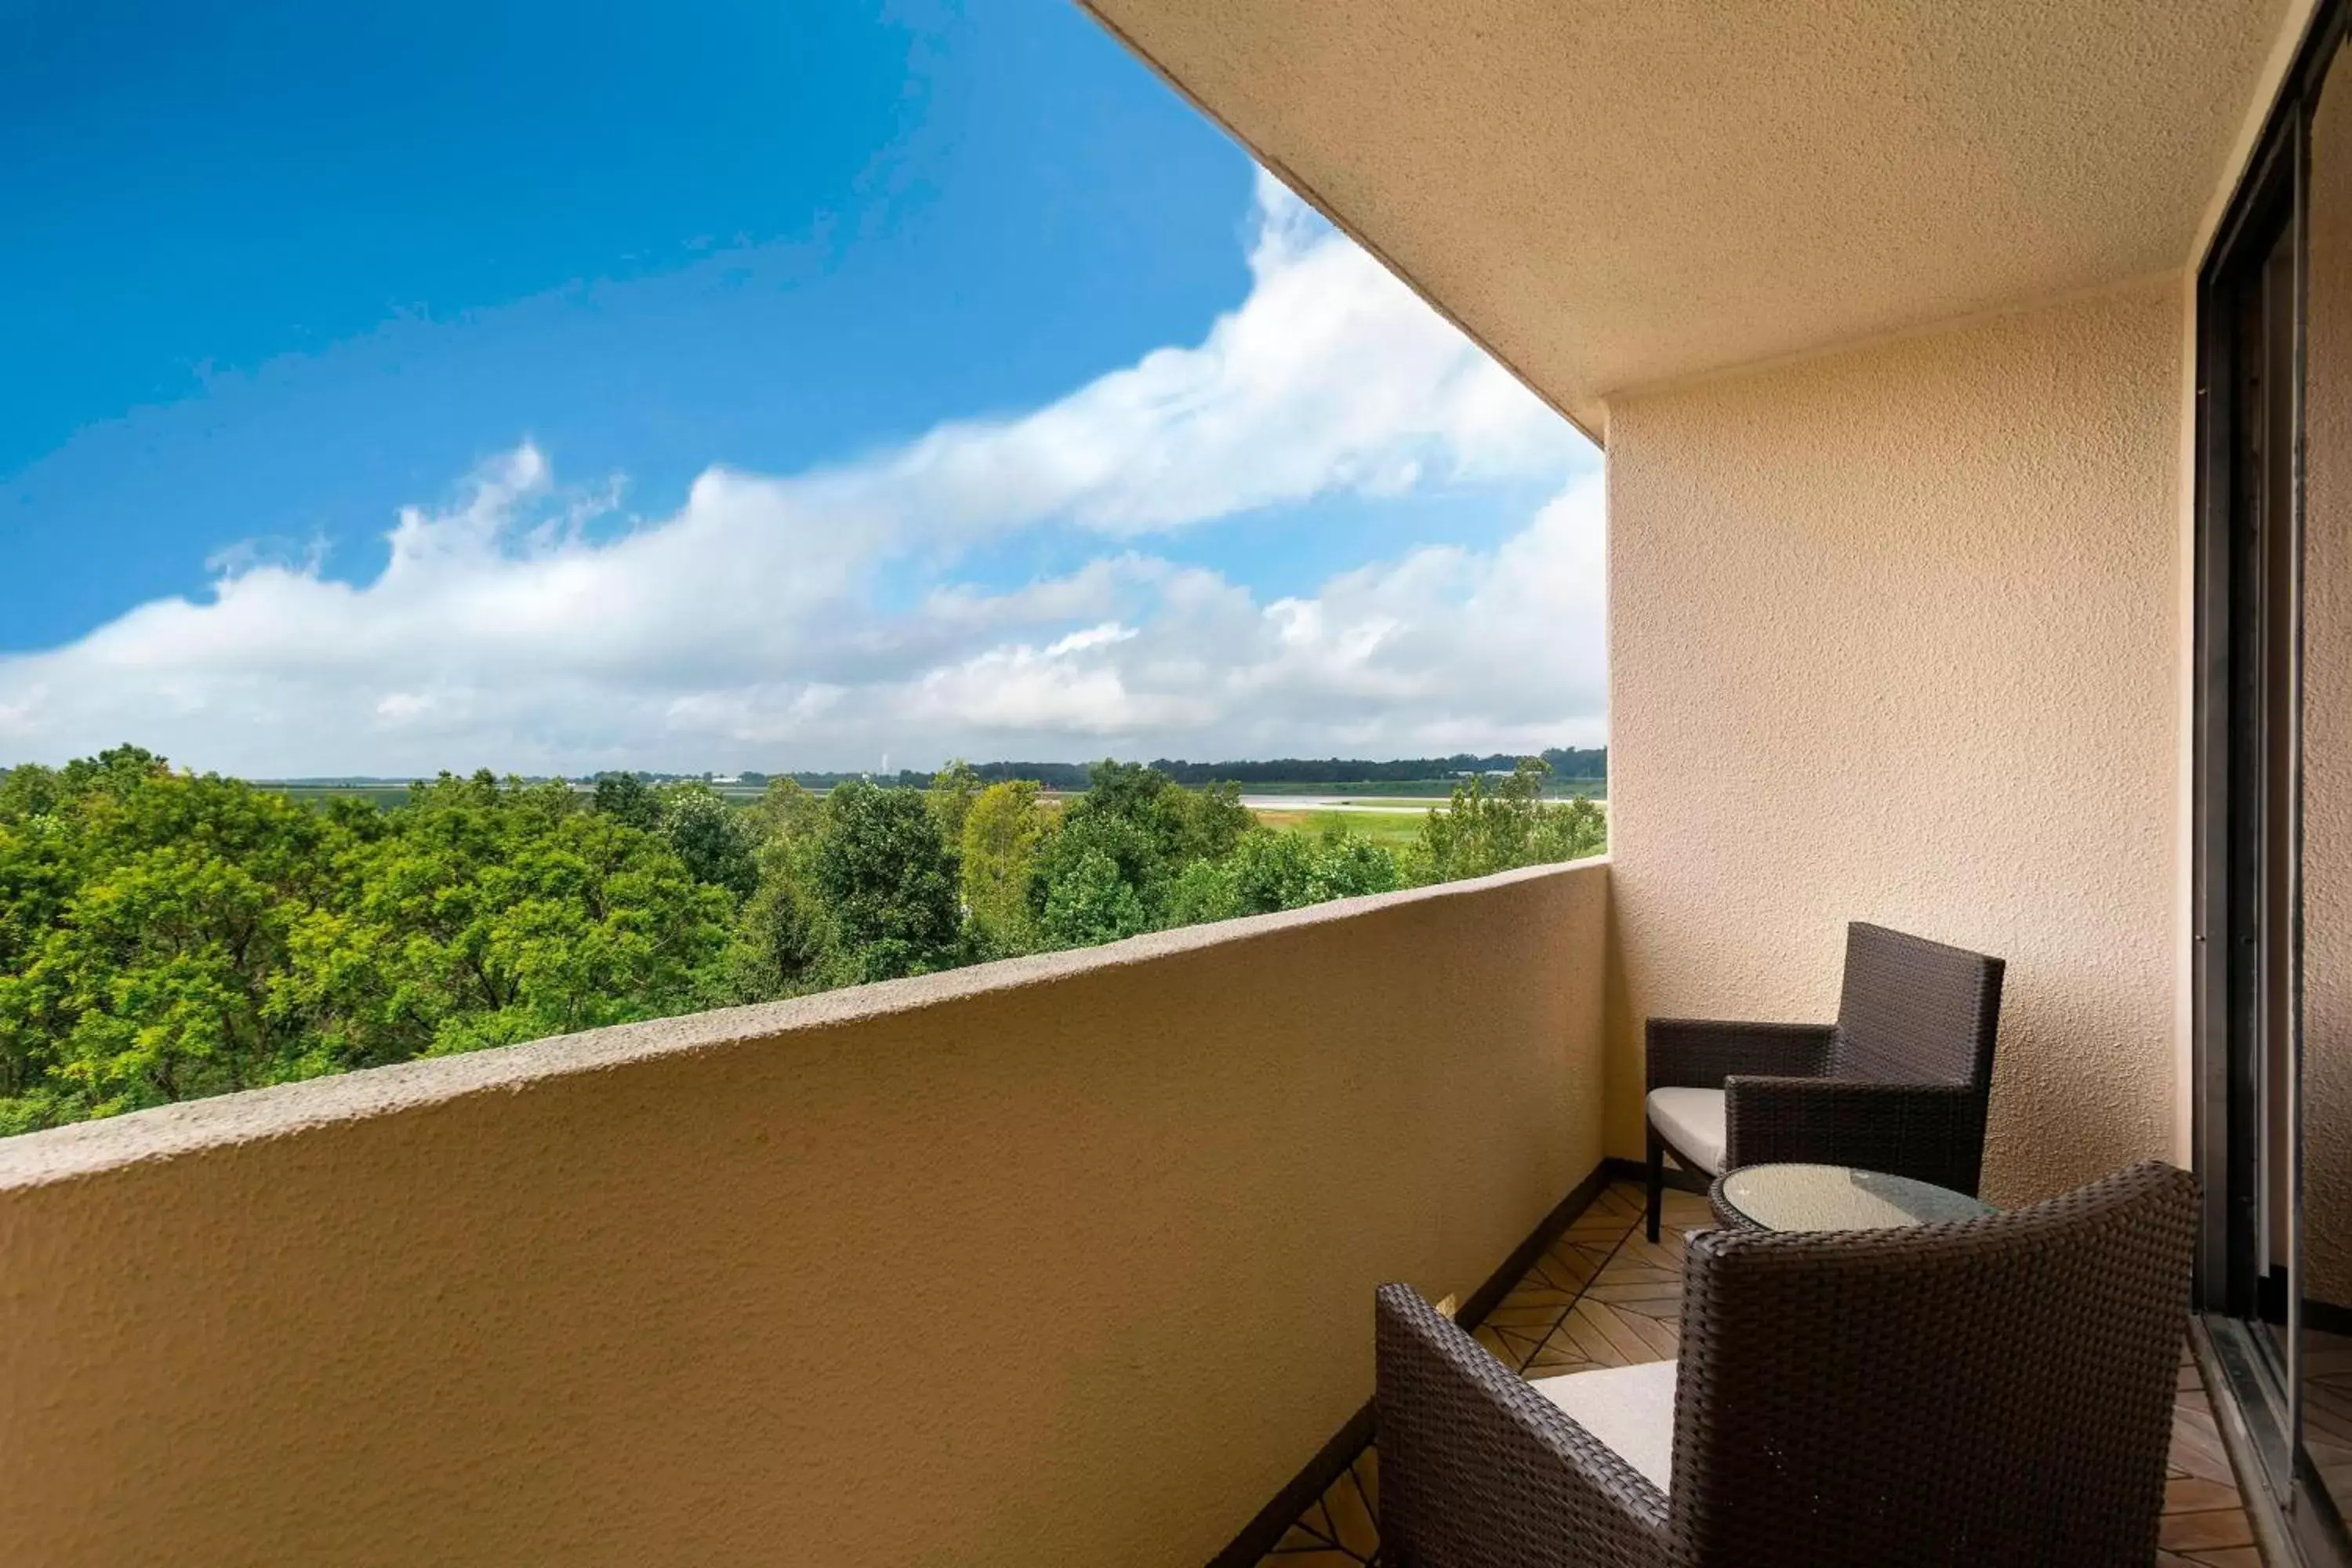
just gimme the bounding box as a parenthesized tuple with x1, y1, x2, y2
(2305, 34, 2352, 1533)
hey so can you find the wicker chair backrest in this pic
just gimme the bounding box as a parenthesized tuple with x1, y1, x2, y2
(1667, 1160, 2198, 1568)
(1828, 922, 2004, 1087)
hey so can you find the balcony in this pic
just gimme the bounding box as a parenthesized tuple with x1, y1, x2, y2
(4, 0, 2330, 1556)
(0, 851, 2265, 1563)
(2, 2, 2327, 1559)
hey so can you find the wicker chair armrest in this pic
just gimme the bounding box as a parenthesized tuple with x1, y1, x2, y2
(1645, 1018, 1835, 1091)
(1721, 1077, 1990, 1195)
(1375, 1283, 1668, 1566)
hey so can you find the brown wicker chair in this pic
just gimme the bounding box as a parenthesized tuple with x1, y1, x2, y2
(1375, 1160, 2198, 1567)
(1644, 922, 2004, 1242)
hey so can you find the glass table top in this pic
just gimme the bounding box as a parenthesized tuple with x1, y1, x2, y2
(1716, 1163, 1994, 1232)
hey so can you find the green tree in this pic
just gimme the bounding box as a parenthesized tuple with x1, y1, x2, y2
(1070, 759, 1168, 825)
(0, 770, 85, 982)
(727, 778, 833, 999)
(590, 771, 662, 831)
(726, 850, 830, 1000)
(277, 771, 733, 1065)
(1065, 759, 1247, 870)
(741, 776, 824, 849)
(811, 780, 961, 982)
(1229, 827, 1319, 914)
(1417, 757, 1606, 881)
(1528, 796, 1607, 865)
(1040, 848, 1149, 948)
(0, 766, 332, 1129)
(58, 744, 170, 800)
(1160, 823, 1396, 928)
(1308, 828, 1403, 902)
(655, 781, 758, 898)
(0, 763, 65, 823)
(1031, 760, 1246, 930)
(1031, 807, 1162, 927)
(1163, 855, 1241, 926)
(928, 760, 985, 848)
(960, 779, 1046, 956)
(1163, 777, 1253, 865)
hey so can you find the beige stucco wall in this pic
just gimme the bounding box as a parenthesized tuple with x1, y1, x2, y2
(1605, 279, 2183, 1203)
(0, 859, 1607, 1567)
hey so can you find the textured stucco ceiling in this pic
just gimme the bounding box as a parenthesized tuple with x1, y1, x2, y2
(1082, 0, 2289, 438)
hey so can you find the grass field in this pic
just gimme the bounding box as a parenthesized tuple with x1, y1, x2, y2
(1248, 806, 1429, 850)
(1237, 777, 1604, 799)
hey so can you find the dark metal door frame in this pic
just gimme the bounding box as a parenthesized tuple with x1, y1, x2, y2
(2194, 3, 2351, 1558)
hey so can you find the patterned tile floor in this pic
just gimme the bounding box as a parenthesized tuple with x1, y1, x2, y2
(1262, 1179, 2265, 1566)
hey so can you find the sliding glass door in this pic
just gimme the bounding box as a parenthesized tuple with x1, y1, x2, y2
(2200, 9, 2352, 1558)
(2303, 35, 2352, 1537)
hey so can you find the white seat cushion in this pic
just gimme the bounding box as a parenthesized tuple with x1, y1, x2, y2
(1530, 1359, 1678, 1493)
(1646, 1086, 1726, 1175)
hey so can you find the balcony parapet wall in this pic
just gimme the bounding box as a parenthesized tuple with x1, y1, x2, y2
(0, 857, 1610, 1566)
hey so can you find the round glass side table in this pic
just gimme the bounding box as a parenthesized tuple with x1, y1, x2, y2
(1710, 1163, 1994, 1232)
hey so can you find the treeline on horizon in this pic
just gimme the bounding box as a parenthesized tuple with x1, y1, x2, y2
(806, 746, 1609, 793)
(261, 746, 1608, 791)
(0, 748, 1605, 1136)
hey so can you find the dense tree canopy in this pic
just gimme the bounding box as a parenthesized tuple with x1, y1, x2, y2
(1419, 759, 1608, 881)
(0, 757, 733, 1132)
(812, 779, 964, 983)
(0, 748, 1603, 1134)
(960, 779, 1045, 957)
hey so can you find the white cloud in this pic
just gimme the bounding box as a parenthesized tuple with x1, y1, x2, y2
(836, 172, 1577, 539)
(0, 174, 1603, 776)
(373, 692, 435, 722)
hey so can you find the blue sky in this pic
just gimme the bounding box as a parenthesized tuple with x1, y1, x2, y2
(0, 0, 1602, 775)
